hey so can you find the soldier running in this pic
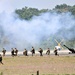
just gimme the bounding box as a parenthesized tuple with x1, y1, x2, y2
(46, 48, 50, 55)
(14, 48, 18, 56)
(38, 48, 43, 56)
(2, 48, 6, 56)
(11, 48, 15, 57)
(0, 54, 3, 65)
(23, 49, 28, 56)
(54, 48, 59, 56)
(30, 47, 35, 56)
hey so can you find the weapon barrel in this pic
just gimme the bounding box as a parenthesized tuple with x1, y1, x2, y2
(63, 45, 71, 50)
(63, 45, 75, 53)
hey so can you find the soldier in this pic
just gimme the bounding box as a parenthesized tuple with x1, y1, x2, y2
(46, 48, 50, 55)
(14, 48, 18, 56)
(54, 48, 59, 56)
(38, 48, 43, 56)
(0, 54, 3, 65)
(30, 47, 35, 56)
(23, 49, 28, 56)
(11, 48, 15, 57)
(2, 48, 6, 56)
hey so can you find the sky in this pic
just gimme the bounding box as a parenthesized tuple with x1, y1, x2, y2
(0, 0, 75, 13)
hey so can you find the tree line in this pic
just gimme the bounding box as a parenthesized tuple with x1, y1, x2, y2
(15, 4, 75, 20)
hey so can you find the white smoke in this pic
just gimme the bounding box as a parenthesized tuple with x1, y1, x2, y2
(0, 11, 75, 50)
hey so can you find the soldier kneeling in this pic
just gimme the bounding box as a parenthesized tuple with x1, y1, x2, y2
(23, 49, 28, 56)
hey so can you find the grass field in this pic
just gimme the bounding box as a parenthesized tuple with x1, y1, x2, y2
(0, 55, 75, 75)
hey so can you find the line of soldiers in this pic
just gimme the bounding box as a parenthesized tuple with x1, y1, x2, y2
(0, 47, 59, 65)
(23, 47, 51, 56)
(23, 47, 36, 56)
(1, 47, 59, 57)
(23, 47, 59, 56)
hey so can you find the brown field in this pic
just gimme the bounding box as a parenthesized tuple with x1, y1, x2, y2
(0, 55, 75, 75)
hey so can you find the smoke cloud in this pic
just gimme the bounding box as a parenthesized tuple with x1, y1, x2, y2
(0, 11, 75, 51)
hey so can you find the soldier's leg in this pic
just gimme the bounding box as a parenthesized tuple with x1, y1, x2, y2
(0, 61, 3, 65)
(32, 53, 33, 56)
(40, 53, 43, 56)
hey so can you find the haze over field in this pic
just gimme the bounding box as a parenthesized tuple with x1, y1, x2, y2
(0, 0, 75, 51)
(0, 11, 75, 50)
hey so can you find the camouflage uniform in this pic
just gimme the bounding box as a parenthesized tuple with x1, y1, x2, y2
(2, 48, 6, 56)
(38, 48, 43, 56)
(30, 47, 35, 56)
(14, 48, 18, 56)
(11, 48, 15, 57)
(0, 54, 3, 64)
(23, 49, 28, 56)
(46, 48, 50, 55)
(54, 48, 59, 56)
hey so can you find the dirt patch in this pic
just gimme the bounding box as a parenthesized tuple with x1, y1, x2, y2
(0, 56, 75, 75)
